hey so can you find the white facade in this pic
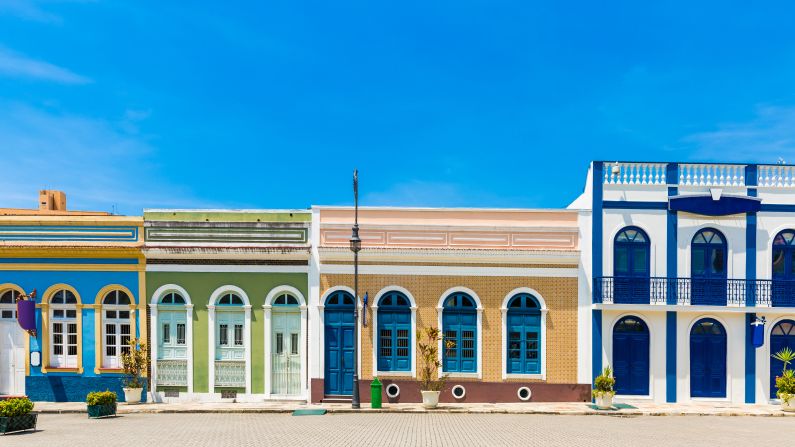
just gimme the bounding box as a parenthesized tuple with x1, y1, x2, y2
(571, 161, 795, 404)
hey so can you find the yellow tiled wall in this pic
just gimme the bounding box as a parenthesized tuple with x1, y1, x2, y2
(320, 273, 579, 384)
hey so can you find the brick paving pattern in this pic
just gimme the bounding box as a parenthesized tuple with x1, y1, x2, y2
(3, 413, 793, 447)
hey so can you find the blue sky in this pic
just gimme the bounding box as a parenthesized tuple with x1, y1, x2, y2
(2, 1, 795, 214)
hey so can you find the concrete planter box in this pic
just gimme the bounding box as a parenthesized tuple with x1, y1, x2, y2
(87, 403, 117, 419)
(0, 413, 38, 434)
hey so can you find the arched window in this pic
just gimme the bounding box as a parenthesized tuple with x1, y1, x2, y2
(0, 289, 19, 320)
(273, 293, 299, 306)
(691, 229, 728, 305)
(377, 291, 411, 372)
(612, 316, 649, 395)
(690, 318, 727, 398)
(772, 230, 795, 307)
(613, 227, 650, 304)
(217, 293, 244, 306)
(101, 290, 132, 368)
(158, 292, 187, 362)
(159, 292, 186, 305)
(50, 289, 78, 368)
(442, 292, 477, 373)
(215, 293, 245, 362)
(506, 293, 541, 375)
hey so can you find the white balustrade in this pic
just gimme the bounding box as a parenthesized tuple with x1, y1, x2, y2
(603, 162, 667, 185)
(758, 165, 795, 188)
(214, 361, 246, 387)
(156, 359, 188, 386)
(679, 164, 745, 187)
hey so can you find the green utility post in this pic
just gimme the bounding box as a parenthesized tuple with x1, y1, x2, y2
(370, 377, 383, 409)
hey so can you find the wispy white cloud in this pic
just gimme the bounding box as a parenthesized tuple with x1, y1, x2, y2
(684, 105, 795, 163)
(0, 102, 218, 214)
(0, 47, 90, 84)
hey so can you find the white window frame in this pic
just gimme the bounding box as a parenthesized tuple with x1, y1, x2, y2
(50, 293, 78, 368)
(0, 289, 19, 320)
(436, 286, 483, 379)
(500, 287, 548, 380)
(101, 291, 133, 369)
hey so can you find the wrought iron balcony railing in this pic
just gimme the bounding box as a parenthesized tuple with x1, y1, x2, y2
(594, 276, 795, 307)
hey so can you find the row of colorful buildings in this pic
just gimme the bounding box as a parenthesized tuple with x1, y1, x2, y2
(1, 160, 794, 406)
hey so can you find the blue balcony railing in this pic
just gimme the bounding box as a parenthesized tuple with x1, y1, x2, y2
(594, 277, 795, 307)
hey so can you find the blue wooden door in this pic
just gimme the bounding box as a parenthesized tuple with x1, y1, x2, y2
(690, 318, 727, 398)
(612, 317, 649, 395)
(770, 320, 795, 397)
(324, 291, 356, 395)
(691, 229, 727, 305)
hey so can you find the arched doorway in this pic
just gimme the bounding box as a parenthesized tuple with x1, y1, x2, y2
(0, 288, 24, 396)
(691, 229, 728, 305)
(324, 290, 356, 396)
(613, 316, 650, 396)
(770, 319, 795, 398)
(690, 318, 727, 398)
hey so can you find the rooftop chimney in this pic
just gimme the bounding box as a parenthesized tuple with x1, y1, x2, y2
(39, 190, 67, 212)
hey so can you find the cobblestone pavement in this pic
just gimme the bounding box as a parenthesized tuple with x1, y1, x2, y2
(3, 413, 793, 447)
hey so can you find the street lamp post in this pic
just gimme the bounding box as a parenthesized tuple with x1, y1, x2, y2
(350, 169, 362, 409)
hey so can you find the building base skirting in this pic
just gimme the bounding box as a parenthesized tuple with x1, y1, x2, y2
(310, 378, 590, 404)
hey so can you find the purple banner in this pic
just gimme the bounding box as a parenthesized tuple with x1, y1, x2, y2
(17, 300, 36, 332)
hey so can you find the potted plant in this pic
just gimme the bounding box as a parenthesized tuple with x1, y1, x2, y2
(86, 391, 118, 418)
(0, 397, 37, 434)
(592, 366, 616, 410)
(772, 347, 795, 411)
(120, 338, 148, 404)
(416, 326, 451, 409)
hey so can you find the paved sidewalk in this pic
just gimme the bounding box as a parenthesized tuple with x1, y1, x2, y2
(31, 399, 795, 416)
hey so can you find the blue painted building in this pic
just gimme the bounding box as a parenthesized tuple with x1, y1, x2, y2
(0, 191, 145, 401)
(571, 161, 795, 404)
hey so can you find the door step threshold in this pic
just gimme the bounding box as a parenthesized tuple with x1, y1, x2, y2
(322, 395, 352, 403)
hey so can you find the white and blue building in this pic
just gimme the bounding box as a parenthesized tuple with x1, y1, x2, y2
(571, 161, 795, 404)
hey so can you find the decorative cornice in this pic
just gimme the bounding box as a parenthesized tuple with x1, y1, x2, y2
(0, 225, 140, 243)
(143, 246, 310, 261)
(317, 246, 579, 265)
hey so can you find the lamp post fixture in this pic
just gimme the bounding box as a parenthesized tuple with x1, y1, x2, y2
(350, 169, 362, 409)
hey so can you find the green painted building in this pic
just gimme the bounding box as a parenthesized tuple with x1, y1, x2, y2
(144, 209, 311, 401)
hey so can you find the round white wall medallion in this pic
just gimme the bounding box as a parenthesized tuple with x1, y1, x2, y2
(385, 383, 400, 399)
(517, 386, 532, 401)
(451, 385, 466, 399)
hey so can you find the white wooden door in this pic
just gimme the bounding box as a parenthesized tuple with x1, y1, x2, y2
(0, 321, 25, 396)
(271, 311, 301, 396)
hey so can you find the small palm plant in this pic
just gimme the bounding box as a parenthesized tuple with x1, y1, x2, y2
(121, 338, 148, 389)
(416, 327, 453, 392)
(592, 366, 616, 399)
(772, 347, 795, 405)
